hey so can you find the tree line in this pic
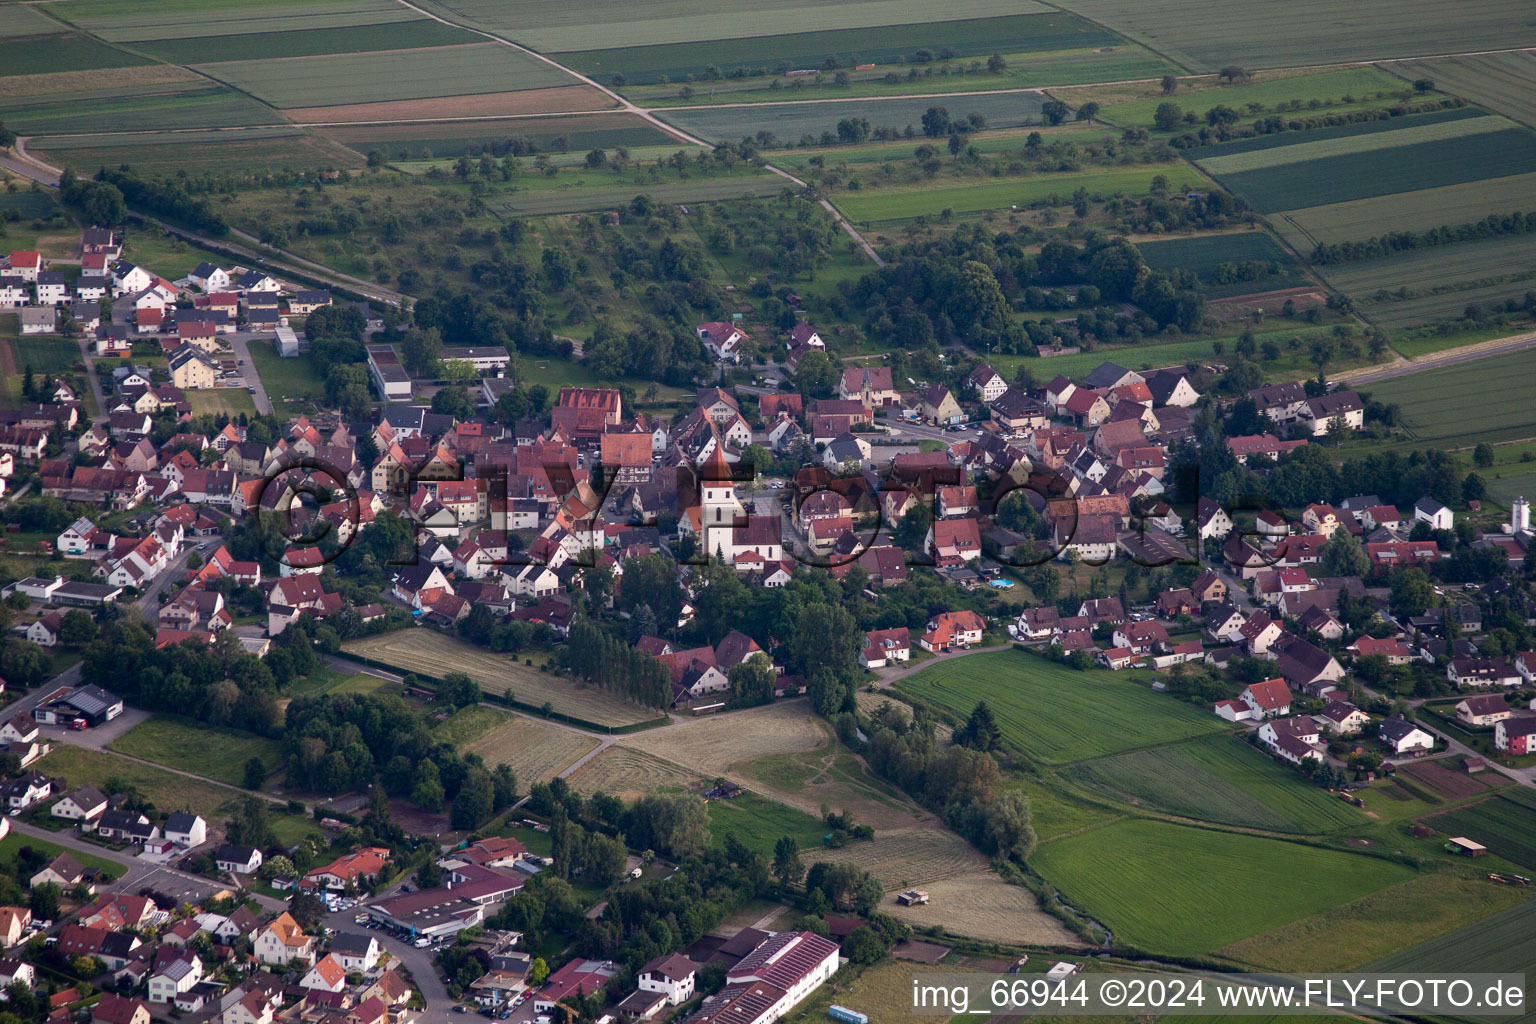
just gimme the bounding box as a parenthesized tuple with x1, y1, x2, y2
(1310, 210, 1536, 265)
(565, 619, 673, 709)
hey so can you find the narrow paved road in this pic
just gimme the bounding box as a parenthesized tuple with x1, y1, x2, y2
(1341, 331, 1536, 385)
(229, 333, 275, 415)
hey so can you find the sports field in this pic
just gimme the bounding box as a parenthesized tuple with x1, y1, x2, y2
(197, 43, 580, 108)
(342, 630, 663, 728)
(1388, 51, 1536, 128)
(1361, 348, 1536, 448)
(1064, 734, 1365, 832)
(836, 164, 1200, 224)
(661, 90, 1046, 145)
(895, 651, 1231, 765)
(1031, 819, 1416, 955)
(1043, 0, 1536, 71)
(108, 716, 285, 788)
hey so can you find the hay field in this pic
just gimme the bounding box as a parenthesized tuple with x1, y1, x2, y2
(567, 746, 706, 801)
(198, 43, 581, 109)
(465, 716, 600, 783)
(342, 630, 661, 727)
(620, 702, 828, 775)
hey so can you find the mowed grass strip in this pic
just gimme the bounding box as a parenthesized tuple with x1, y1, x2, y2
(343, 630, 662, 727)
(37, 744, 245, 819)
(1272, 171, 1536, 249)
(0, 33, 152, 77)
(1362, 347, 1536, 446)
(838, 164, 1195, 223)
(707, 791, 827, 855)
(1031, 819, 1415, 955)
(1389, 52, 1536, 128)
(1064, 734, 1364, 833)
(554, 13, 1119, 86)
(107, 716, 285, 787)
(1206, 127, 1536, 213)
(1194, 113, 1507, 176)
(198, 43, 579, 108)
(894, 650, 1230, 766)
(133, 20, 481, 63)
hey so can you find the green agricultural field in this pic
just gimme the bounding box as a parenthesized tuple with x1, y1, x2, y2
(108, 716, 286, 788)
(1043, 0, 1536, 71)
(58, 0, 415, 41)
(1319, 232, 1536, 329)
(491, 174, 785, 217)
(554, 13, 1121, 86)
(1196, 113, 1506, 178)
(660, 90, 1046, 145)
(0, 192, 57, 219)
(8, 337, 81, 375)
(1090, 67, 1412, 130)
(837, 164, 1198, 224)
(0, 5, 64, 36)
(1190, 106, 1484, 160)
(31, 126, 363, 177)
(895, 650, 1230, 766)
(1134, 232, 1309, 298)
(133, 19, 479, 63)
(197, 43, 579, 108)
(1389, 52, 1536, 129)
(1031, 819, 1416, 955)
(321, 113, 677, 159)
(0, 82, 282, 135)
(1425, 793, 1536, 870)
(0, 33, 151, 77)
(708, 791, 828, 855)
(186, 388, 258, 418)
(1273, 171, 1536, 251)
(1199, 124, 1536, 214)
(1363, 348, 1536, 448)
(1064, 734, 1364, 832)
(419, 0, 1043, 53)
(1368, 900, 1536, 1024)
(36, 745, 245, 820)
(1485, 468, 1536, 509)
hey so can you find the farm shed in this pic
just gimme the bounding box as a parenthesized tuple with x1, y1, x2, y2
(896, 890, 929, 906)
(1445, 837, 1487, 857)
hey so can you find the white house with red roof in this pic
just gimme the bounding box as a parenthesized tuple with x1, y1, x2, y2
(1240, 678, 1293, 719)
(860, 627, 910, 669)
(919, 611, 984, 652)
(696, 322, 747, 363)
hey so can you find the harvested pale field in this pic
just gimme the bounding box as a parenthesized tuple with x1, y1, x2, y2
(285, 85, 615, 124)
(567, 746, 706, 801)
(817, 827, 1076, 944)
(465, 716, 599, 784)
(0, 63, 199, 99)
(856, 689, 953, 742)
(620, 702, 828, 775)
(342, 630, 661, 728)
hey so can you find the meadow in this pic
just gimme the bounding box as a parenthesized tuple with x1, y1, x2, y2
(36, 745, 245, 820)
(107, 716, 286, 787)
(246, 339, 327, 415)
(660, 90, 1047, 145)
(567, 746, 705, 801)
(342, 630, 664, 728)
(1426, 793, 1536, 870)
(1043, 0, 1536, 71)
(836, 164, 1198, 224)
(1086, 67, 1414, 130)
(0, 32, 150, 77)
(707, 791, 827, 855)
(1030, 819, 1416, 955)
(186, 388, 259, 418)
(1388, 51, 1536, 128)
(1196, 121, 1536, 213)
(8, 337, 81, 375)
(419, 0, 1043, 53)
(1362, 348, 1536, 448)
(552, 13, 1121, 86)
(1320, 232, 1536, 329)
(894, 650, 1230, 766)
(197, 43, 579, 108)
(132, 20, 481, 63)
(1063, 733, 1365, 832)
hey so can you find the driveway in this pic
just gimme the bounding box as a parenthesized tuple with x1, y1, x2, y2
(228, 333, 274, 416)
